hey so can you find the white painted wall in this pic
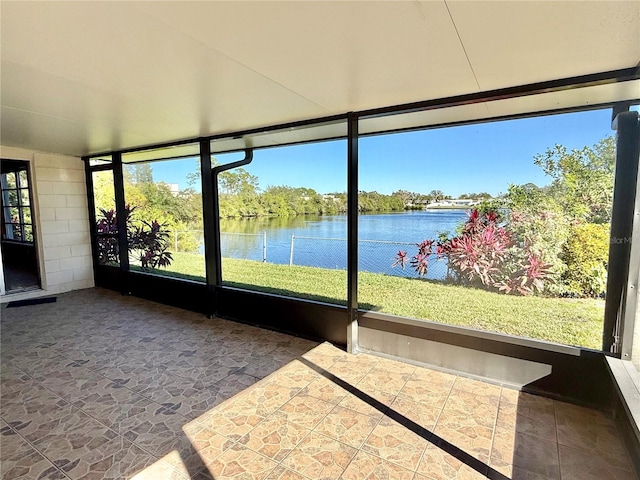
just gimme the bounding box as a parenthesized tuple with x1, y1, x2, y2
(0, 145, 94, 301)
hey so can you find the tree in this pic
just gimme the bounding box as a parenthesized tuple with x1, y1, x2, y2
(219, 168, 259, 196)
(533, 136, 615, 224)
(124, 163, 154, 184)
(428, 190, 445, 203)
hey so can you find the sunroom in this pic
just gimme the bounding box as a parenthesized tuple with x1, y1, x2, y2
(1, 2, 639, 479)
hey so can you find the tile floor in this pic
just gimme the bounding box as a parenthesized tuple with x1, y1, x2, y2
(1, 288, 637, 480)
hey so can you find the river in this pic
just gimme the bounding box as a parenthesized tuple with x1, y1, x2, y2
(215, 209, 468, 280)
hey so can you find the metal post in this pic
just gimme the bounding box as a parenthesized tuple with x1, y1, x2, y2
(112, 152, 130, 294)
(347, 112, 359, 353)
(289, 234, 295, 266)
(603, 111, 640, 354)
(83, 157, 100, 286)
(199, 140, 217, 318)
(262, 232, 267, 262)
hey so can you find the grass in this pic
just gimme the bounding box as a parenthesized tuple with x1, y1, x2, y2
(152, 252, 604, 350)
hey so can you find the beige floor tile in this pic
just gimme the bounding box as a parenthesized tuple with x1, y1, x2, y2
(180, 422, 236, 471)
(490, 427, 560, 479)
(130, 455, 190, 480)
(2, 289, 637, 480)
(60, 435, 157, 480)
(0, 428, 66, 480)
(72, 382, 158, 431)
(266, 360, 319, 390)
(362, 416, 430, 471)
(324, 359, 370, 384)
(389, 395, 442, 431)
(398, 378, 452, 408)
(273, 393, 335, 430)
(264, 465, 310, 480)
(375, 358, 417, 376)
(333, 352, 380, 370)
(342, 450, 415, 480)
(29, 407, 118, 458)
(495, 402, 556, 442)
(240, 353, 302, 380)
(200, 443, 279, 479)
(281, 431, 357, 479)
(409, 367, 458, 388)
(358, 368, 412, 396)
(142, 372, 258, 420)
(416, 445, 487, 480)
(301, 343, 347, 369)
(238, 414, 311, 461)
(195, 398, 268, 441)
(314, 404, 380, 448)
(433, 410, 493, 464)
(559, 444, 637, 480)
(450, 377, 501, 402)
(441, 392, 498, 429)
(556, 412, 630, 466)
(301, 375, 350, 404)
(239, 379, 302, 416)
(338, 389, 394, 419)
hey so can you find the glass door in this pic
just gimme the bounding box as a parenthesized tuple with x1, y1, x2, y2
(1, 159, 40, 293)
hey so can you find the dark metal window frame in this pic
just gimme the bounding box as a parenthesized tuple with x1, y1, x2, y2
(83, 68, 640, 364)
(1, 162, 35, 244)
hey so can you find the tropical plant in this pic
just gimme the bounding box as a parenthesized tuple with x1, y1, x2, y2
(96, 205, 173, 270)
(394, 209, 553, 295)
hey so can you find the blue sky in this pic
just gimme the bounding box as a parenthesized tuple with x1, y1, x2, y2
(151, 107, 616, 197)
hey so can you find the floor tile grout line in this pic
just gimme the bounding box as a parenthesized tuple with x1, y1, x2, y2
(1, 413, 73, 480)
(3, 290, 636, 480)
(350, 362, 427, 473)
(329, 400, 389, 476)
(487, 385, 505, 473)
(553, 399, 564, 479)
(408, 371, 456, 476)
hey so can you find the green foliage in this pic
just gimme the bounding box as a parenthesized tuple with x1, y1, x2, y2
(507, 205, 570, 295)
(95, 206, 172, 270)
(124, 163, 154, 184)
(358, 191, 404, 212)
(533, 136, 615, 224)
(561, 223, 609, 297)
(501, 136, 615, 296)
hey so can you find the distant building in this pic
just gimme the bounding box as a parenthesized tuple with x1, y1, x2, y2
(427, 198, 478, 208)
(157, 182, 180, 196)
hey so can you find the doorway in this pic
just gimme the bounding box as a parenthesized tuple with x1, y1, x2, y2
(1, 159, 40, 294)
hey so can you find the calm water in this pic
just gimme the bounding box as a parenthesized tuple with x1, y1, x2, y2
(218, 209, 468, 279)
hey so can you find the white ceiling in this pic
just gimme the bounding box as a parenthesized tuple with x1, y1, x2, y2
(1, 1, 639, 157)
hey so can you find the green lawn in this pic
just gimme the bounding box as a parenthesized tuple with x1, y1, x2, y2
(153, 252, 604, 350)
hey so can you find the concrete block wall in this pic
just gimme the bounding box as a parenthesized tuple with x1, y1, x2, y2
(0, 145, 94, 301)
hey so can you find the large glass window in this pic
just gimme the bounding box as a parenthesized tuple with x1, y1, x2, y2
(358, 108, 615, 349)
(122, 150, 205, 282)
(216, 137, 348, 305)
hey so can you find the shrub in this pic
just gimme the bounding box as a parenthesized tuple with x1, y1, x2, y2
(395, 209, 553, 295)
(561, 223, 609, 297)
(96, 205, 173, 270)
(507, 208, 570, 295)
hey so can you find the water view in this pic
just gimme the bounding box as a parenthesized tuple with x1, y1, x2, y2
(213, 209, 468, 279)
